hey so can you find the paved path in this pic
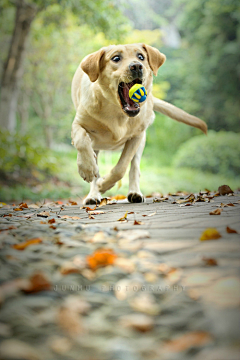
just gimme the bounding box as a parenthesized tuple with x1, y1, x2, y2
(0, 191, 240, 360)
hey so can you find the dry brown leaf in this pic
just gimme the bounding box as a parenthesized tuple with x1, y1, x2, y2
(218, 185, 234, 195)
(19, 202, 28, 209)
(60, 215, 81, 220)
(69, 200, 78, 205)
(134, 220, 144, 225)
(22, 272, 51, 293)
(87, 248, 117, 270)
(118, 211, 128, 221)
(48, 218, 56, 224)
(177, 194, 195, 204)
(200, 228, 222, 241)
(37, 211, 50, 218)
(202, 257, 218, 266)
(226, 226, 238, 234)
(128, 211, 135, 214)
(164, 331, 212, 352)
(142, 212, 156, 217)
(12, 238, 42, 250)
(3, 214, 12, 217)
(13, 208, 23, 211)
(209, 208, 222, 215)
(49, 225, 56, 229)
(153, 197, 168, 203)
(81, 205, 96, 212)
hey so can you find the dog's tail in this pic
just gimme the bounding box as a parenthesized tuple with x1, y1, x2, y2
(153, 97, 207, 134)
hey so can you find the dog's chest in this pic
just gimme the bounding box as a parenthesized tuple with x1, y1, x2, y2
(85, 115, 147, 150)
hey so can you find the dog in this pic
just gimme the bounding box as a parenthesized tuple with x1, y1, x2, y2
(71, 43, 207, 204)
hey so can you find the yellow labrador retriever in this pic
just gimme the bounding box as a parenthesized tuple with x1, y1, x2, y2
(71, 44, 207, 204)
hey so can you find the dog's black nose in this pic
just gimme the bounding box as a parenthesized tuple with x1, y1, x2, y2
(129, 62, 143, 78)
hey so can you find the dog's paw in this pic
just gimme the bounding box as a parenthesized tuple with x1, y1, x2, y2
(127, 192, 144, 203)
(77, 153, 98, 183)
(83, 196, 101, 205)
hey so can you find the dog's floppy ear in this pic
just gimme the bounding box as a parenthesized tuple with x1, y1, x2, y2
(81, 48, 105, 82)
(142, 44, 166, 76)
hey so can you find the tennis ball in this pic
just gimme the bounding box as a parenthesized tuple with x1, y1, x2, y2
(129, 84, 147, 103)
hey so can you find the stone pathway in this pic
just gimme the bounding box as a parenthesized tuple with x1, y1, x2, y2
(0, 191, 240, 360)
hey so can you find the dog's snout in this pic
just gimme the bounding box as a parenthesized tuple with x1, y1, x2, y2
(129, 62, 143, 78)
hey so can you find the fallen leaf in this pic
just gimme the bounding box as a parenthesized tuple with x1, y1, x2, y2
(48, 218, 56, 224)
(153, 197, 168, 202)
(209, 208, 222, 215)
(22, 272, 51, 293)
(218, 185, 234, 195)
(19, 202, 28, 209)
(3, 214, 12, 217)
(98, 198, 108, 207)
(13, 208, 23, 211)
(179, 203, 193, 207)
(88, 214, 95, 219)
(163, 331, 212, 352)
(81, 205, 96, 212)
(12, 238, 42, 250)
(37, 211, 50, 218)
(88, 210, 105, 215)
(118, 211, 128, 221)
(202, 257, 218, 266)
(134, 220, 144, 225)
(200, 228, 222, 241)
(86, 248, 117, 270)
(0, 202, 7, 208)
(177, 194, 195, 204)
(111, 194, 126, 200)
(0, 225, 17, 232)
(69, 200, 78, 205)
(142, 212, 156, 217)
(98, 198, 117, 207)
(226, 226, 238, 234)
(40, 221, 46, 224)
(128, 211, 135, 214)
(60, 215, 81, 220)
(49, 225, 56, 229)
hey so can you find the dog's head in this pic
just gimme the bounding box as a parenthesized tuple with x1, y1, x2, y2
(81, 44, 166, 117)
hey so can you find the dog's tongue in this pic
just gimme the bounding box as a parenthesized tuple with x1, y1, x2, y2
(123, 83, 138, 111)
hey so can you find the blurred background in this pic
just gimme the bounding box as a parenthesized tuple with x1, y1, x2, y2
(0, 0, 239, 202)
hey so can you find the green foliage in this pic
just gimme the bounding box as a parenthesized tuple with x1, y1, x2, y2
(159, 0, 240, 132)
(173, 130, 240, 176)
(0, 130, 58, 181)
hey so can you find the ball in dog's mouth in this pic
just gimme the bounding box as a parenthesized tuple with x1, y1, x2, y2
(118, 79, 142, 117)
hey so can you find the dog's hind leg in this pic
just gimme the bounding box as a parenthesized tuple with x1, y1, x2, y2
(127, 132, 146, 203)
(83, 151, 102, 205)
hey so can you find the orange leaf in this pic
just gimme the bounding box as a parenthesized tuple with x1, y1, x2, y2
(226, 226, 238, 234)
(19, 202, 28, 209)
(48, 218, 56, 224)
(13, 208, 23, 211)
(164, 331, 212, 352)
(134, 220, 144, 225)
(12, 238, 42, 250)
(49, 225, 56, 229)
(81, 205, 97, 212)
(69, 200, 78, 205)
(3, 214, 12, 217)
(87, 248, 117, 270)
(209, 208, 222, 215)
(200, 228, 221, 241)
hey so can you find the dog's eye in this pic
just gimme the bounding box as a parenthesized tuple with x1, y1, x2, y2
(111, 55, 121, 63)
(137, 53, 144, 61)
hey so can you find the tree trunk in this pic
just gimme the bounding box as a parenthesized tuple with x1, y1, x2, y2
(0, 0, 37, 132)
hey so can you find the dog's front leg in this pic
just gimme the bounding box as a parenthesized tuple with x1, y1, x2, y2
(83, 151, 102, 205)
(97, 134, 144, 194)
(71, 115, 99, 183)
(128, 132, 146, 203)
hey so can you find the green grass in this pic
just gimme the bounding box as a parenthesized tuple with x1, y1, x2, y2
(1, 148, 239, 202)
